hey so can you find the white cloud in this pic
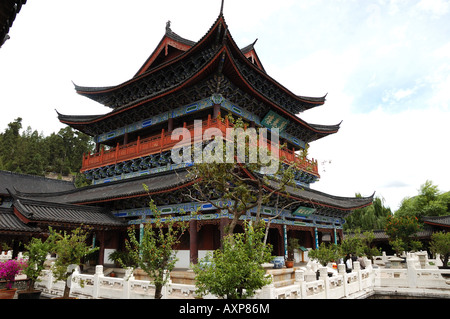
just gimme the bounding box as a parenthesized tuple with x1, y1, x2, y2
(382, 87, 417, 104)
(415, 0, 450, 16)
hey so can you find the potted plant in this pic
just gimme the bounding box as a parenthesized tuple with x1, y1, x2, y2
(18, 237, 52, 299)
(285, 238, 299, 268)
(108, 250, 136, 268)
(0, 259, 27, 299)
(85, 248, 99, 267)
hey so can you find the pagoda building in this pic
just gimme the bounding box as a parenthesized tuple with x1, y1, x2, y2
(9, 10, 373, 267)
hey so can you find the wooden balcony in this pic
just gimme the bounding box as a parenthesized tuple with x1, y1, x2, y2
(81, 116, 319, 177)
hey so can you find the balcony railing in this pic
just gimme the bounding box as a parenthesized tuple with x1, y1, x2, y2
(81, 115, 319, 177)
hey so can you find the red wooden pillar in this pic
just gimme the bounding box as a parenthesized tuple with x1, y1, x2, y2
(168, 118, 174, 132)
(189, 219, 198, 265)
(98, 230, 105, 266)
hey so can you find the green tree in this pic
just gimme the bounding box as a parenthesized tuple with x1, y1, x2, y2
(390, 238, 406, 257)
(340, 230, 380, 261)
(187, 114, 295, 236)
(385, 215, 422, 253)
(0, 117, 23, 171)
(23, 237, 54, 292)
(361, 230, 381, 261)
(429, 232, 450, 268)
(340, 229, 365, 257)
(344, 196, 391, 231)
(20, 127, 46, 175)
(44, 127, 93, 175)
(0, 118, 93, 179)
(120, 188, 188, 299)
(193, 221, 272, 299)
(396, 180, 449, 221)
(48, 226, 98, 299)
(308, 242, 342, 266)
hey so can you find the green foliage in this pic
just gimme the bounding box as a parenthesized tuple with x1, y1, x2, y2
(287, 237, 299, 261)
(344, 196, 391, 231)
(389, 238, 406, 256)
(429, 232, 450, 268)
(0, 241, 11, 251)
(340, 231, 365, 258)
(360, 230, 381, 260)
(120, 192, 187, 299)
(108, 250, 136, 268)
(385, 215, 422, 253)
(308, 243, 342, 266)
(188, 114, 295, 236)
(396, 180, 449, 220)
(48, 226, 98, 298)
(0, 118, 93, 180)
(193, 222, 273, 299)
(309, 231, 380, 266)
(341, 229, 380, 260)
(23, 237, 53, 291)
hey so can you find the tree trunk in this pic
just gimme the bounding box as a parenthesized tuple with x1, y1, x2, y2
(63, 283, 71, 299)
(226, 214, 240, 236)
(154, 284, 163, 299)
(443, 254, 449, 268)
(27, 279, 36, 292)
(254, 185, 263, 224)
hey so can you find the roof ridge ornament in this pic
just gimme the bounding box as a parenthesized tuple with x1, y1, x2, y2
(220, 0, 225, 16)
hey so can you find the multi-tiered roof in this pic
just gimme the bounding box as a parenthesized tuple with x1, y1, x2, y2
(58, 14, 339, 145)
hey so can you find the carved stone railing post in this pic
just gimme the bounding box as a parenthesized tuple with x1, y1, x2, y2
(92, 265, 104, 299)
(122, 267, 135, 299)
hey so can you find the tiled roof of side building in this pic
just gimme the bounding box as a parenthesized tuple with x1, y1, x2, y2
(0, 170, 75, 196)
(0, 207, 41, 234)
(12, 169, 193, 205)
(423, 215, 450, 227)
(11, 196, 126, 228)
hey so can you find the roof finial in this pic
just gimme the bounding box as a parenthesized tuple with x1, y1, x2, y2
(220, 0, 225, 15)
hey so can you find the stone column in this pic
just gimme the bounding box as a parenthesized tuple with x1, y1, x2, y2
(338, 264, 348, 297)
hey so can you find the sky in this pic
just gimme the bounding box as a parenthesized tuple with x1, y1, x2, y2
(0, 0, 449, 212)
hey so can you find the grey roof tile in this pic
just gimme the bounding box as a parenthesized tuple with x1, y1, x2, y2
(0, 170, 75, 195)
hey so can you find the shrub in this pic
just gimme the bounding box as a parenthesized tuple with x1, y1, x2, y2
(0, 259, 27, 289)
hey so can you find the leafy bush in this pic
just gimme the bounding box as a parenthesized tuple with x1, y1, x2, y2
(430, 232, 450, 268)
(193, 222, 272, 299)
(308, 243, 342, 266)
(0, 259, 27, 289)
